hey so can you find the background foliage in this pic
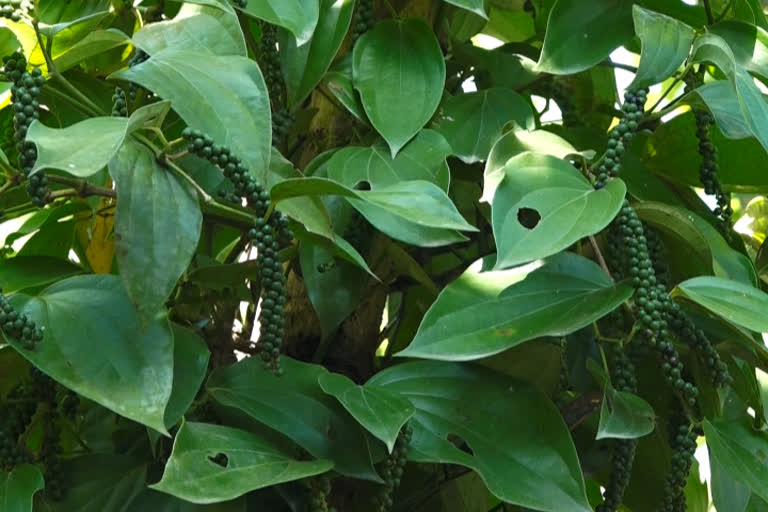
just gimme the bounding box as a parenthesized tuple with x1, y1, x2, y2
(0, 0, 767, 511)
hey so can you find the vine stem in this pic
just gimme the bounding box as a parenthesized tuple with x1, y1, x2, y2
(589, 235, 612, 279)
(647, 62, 692, 114)
(46, 175, 116, 198)
(703, 0, 715, 24)
(382, 0, 399, 18)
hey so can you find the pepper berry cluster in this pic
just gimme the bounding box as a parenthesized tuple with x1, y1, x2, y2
(307, 475, 332, 512)
(0, 0, 31, 22)
(374, 423, 412, 512)
(260, 23, 284, 105)
(658, 407, 699, 512)
(181, 128, 292, 375)
(0, 288, 44, 349)
(3, 52, 49, 206)
(593, 88, 647, 189)
(352, 0, 376, 42)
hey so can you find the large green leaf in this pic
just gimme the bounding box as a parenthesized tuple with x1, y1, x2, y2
(111, 49, 272, 175)
(27, 101, 172, 178)
(711, 455, 751, 512)
(35, 455, 147, 512)
(152, 421, 333, 504)
(280, 0, 354, 107)
(536, 0, 634, 74)
(482, 127, 579, 202)
(164, 324, 210, 429)
(5, 275, 174, 433)
(327, 130, 452, 191)
(0, 465, 43, 512)
(353, 19, 446, 156)
(240, 0, 320, 46)
(491, 152, 626, 269)
(689, 80, 752, 140)
(318, 372, 415, 453)
(630, 5, 696, 89)
(672, 276, 768, 333)
(207, 357, 380, 481)
(133, 3, 246, 56)
(705, 418, 768, 504)
(433, 88, 534, 164)
(0, 256, 82, 294)
(367, 361, 592, 512)
(397, 252, 633, 361)
(109, 140, 202, 325)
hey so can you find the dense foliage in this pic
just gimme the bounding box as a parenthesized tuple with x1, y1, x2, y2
(0, 0, 768, 510)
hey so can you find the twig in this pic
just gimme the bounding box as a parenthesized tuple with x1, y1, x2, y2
(46, 175, 116, 198)
(600, 61, 638, 73)
(589, 236, 612, 278)
(702, 0, 715, 24)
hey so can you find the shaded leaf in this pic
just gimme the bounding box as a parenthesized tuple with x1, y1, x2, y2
(596, 385, 656, 440)
(164, 324, 210, 429)
(0, 256, 82, 294)
(54, 29, 131, 73)
(239, 0, 320, 46)
(705, 418, 768, 504)
(207, 357, 380, 481)
(433, 88, 534, 164)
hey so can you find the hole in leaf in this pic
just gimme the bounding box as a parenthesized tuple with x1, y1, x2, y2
(446, 433, 474, 456)
(517, 207, 541, 229)
(208, 453, 229, 468)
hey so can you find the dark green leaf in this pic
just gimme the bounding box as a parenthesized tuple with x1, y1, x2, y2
(318, 372, 415, 452)
(443, 0, 487, 18)
(0, 465, 43, 512)
(492, 152, 626, 268)
(280, 0, 354, 107)
(54, 29, 131, 73)
(710, 20, 768, 81)
(367, 361, 592, 512)
(322, 70, 367, 123)
(630, 5, 696, 89)
(433, 88, 534, 164)
(6, 275, 174, 433)
(536, 0, 633, 75)
(397, 252, 633, 361)
(109, 140, 202, 324)
(152, 421, 333, 504)
(112, 49, 272, 176)
(207, 357, 380, 480)
(127, 490, 246, 512)
(353, 19, 446, 156)
(672, 276, 768, 333)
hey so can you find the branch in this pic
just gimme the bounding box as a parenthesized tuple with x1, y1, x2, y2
(46, 175, 116, 198)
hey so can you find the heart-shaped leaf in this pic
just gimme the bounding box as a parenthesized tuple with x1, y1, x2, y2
(353, 18, 445, 156)
(152, 421, 333, 504)
(5, 275, 174, 434)
(318, 372, 415, 453)
(492, 152, 626, 269)
(367, 361, 592, 512)
(397, 252, 632, 361)
(596, 384, 656, 440)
